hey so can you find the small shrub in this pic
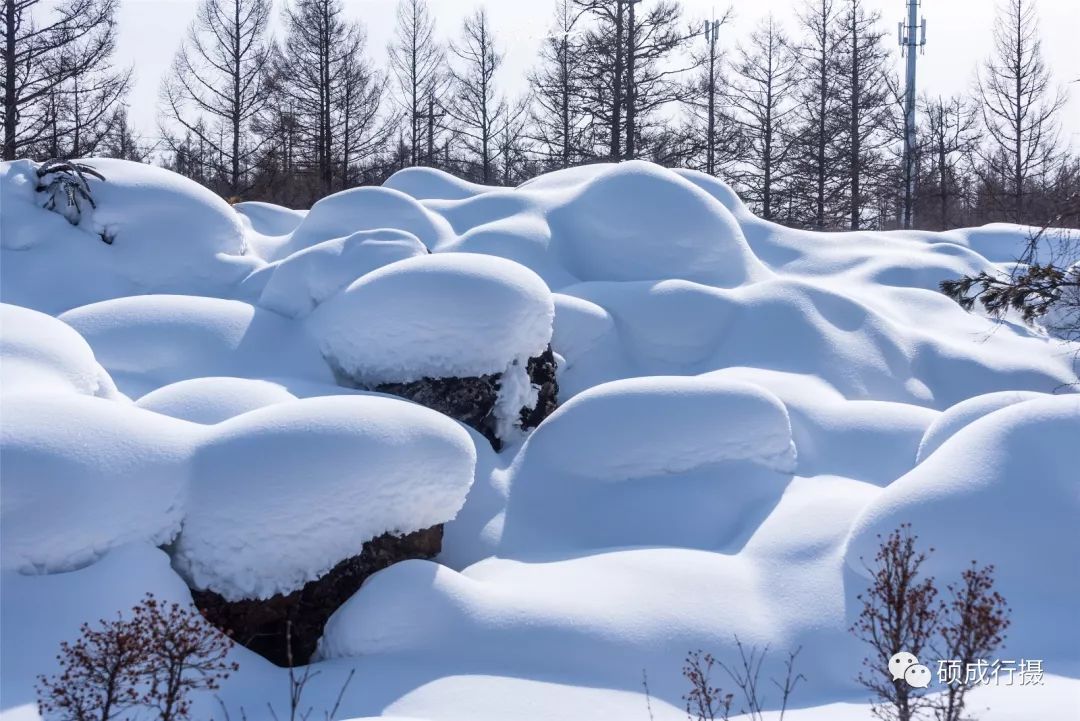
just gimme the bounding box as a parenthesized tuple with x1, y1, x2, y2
(36, 594, 238, 721)
(35, 160, 107, 236)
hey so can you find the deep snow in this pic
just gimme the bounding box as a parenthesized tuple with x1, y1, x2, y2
(1, 158, 1077, 721)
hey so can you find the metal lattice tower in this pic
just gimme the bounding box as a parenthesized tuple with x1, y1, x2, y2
(899, 0, 927, 229)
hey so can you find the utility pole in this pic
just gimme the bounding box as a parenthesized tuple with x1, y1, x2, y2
(898, 0, 926, 229)
(703, 17, 721, 176)
(418, 95, 445, 167)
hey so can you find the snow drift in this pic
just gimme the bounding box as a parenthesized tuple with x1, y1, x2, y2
(1, 157, 1077, 721)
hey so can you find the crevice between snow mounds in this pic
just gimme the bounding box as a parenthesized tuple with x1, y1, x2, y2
(306, 253, 558, 449)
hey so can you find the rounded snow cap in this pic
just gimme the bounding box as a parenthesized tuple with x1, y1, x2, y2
(307, 253, 555, 386)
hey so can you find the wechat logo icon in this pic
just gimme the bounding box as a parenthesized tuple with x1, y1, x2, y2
(889, 651, 932, 689)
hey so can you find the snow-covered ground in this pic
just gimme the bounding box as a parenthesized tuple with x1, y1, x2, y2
(1, 159, 1077, 720)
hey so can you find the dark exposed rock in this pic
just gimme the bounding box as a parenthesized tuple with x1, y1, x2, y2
(521, 347, 559, 431)
(373, 345, 561, 450)
(378, 373, 501, 447)
(191, 526, 442, 667)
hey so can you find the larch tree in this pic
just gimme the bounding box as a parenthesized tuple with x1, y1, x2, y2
(729, 14, 797, 220)
(527, 0, 590, 170)
(446, 7, 511, 184)
(102, 105, 153, 161)
(160, 0, 272, 197)
(336, 43, 394, 187)
(917, 95, 978, 230)
(789, 0, 845, 229)
(275, 0, 380, 198)
(575, 0, 695, 161)
(833, 0, 895, 230)
(387, 0, 448, 167)
(2, 0, 127, 160)
(977, 0, 1067, 223)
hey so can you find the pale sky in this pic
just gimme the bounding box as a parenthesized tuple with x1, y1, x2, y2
(117, 0, 1079, 144)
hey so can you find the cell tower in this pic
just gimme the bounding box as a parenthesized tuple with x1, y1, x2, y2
(899, 0, 927, 230)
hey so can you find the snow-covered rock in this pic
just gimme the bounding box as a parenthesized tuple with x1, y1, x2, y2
(0, 395, 197, 573)
(0, 159, 254, 312)
(915, 390, 1049, 462)
(546, 161, 769, 286)
(60, 294, 333, 397)
(846, 395, 1080, 661)
(171, 395, 477, 600)
(498, 376, 797, 555)
(135, 377, 299, 424)
(283, 186, 455, 255)
(258, 229, 426, 317)
(307, 253, 554, 386)
(383, 166, 499, 200)
(234, 200, 306, 236)
(0, 303, 119, 399)
(525, 375, 796, 481)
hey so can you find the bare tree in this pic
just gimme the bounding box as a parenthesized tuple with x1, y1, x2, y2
(977, 0, 1067, 224)
(682, 9, 737, 178)
(446, 8, 512, 184)
(681, 640, 804, 721)
(729, 14, 797, 219)
(789, 0, 845, 229)
(41, 25, 130, 158)
(2, 0, 127, 160)
(275, 0, 384, 198)
(101, 105, 154, 161)
(527, 0, 589, 169)
(160, 0, 272, 197)
(833, 0, 895, 230)
(387, 0, 448, 167)
(918, 95, 979, 230)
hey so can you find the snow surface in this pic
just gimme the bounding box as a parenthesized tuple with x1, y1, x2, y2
(258, 229, 426, 317)
(282, 186, 455, 257)
(171, 395, 477, 600)
(0, 395, 196, 573)
(1, 157, 1077, 721)
(135, 376, 300, 424)
(59, 294, 333, 397)
(307, 253, 554, 385)
(0, 303, 119, 399)
(0, 159, 256, 313)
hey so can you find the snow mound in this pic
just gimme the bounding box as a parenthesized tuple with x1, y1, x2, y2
(526, 375, 795, 481)
(846, 395, 1080, 660)
(915, 390, 1049, 462)
(59, 294, 332, 397)
(0, 303, 119, 399)
(0, 395, 197, 573)
(383, 166, 498, 200)
(135, 377, 298, 424)
(171, 395, 477, 600)
(498, 376, 796, 554)
(546, 161, 768, 286)
(233, 201, 306, 236)
(258, 229, 426, 317)
(307, 253, 554, 385)
(284, 186, 455, 255)
(1, 159, 253, 313)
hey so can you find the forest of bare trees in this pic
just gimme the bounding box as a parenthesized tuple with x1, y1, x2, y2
(2, 0, 1077, 230)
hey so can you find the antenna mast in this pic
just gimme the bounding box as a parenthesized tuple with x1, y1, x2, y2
(898, 0, 926, 229)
